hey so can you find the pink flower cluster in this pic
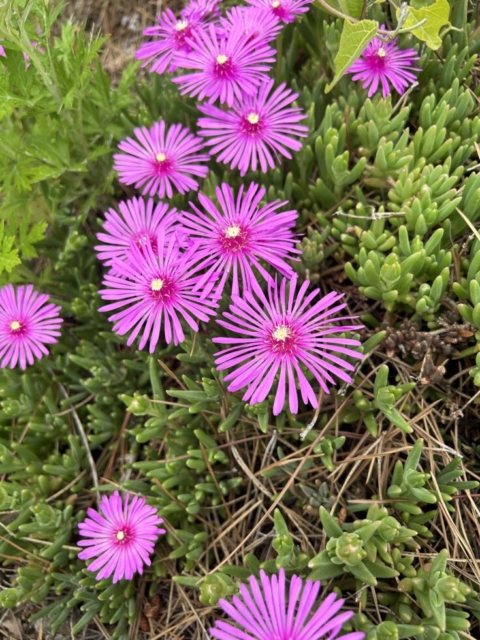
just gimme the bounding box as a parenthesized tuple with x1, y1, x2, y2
(95, 181, 364, 416)
(97, 0, 364, 418)
(0, 3, 419, 374)
(120, 0, 311, 183)
(0, 0, 368, 420)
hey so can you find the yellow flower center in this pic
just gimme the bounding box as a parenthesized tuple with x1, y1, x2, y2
(151, 278, 164, 292)
(272, 325, 290, 341)
(271, 1, 280, 7)
(116, 530, 125, 541)
(225, 225, 241, 238)
(216, 54, 228, 65)
(10, 320, 21, 331)
(156, 153, 166, 162)
(247, 113, 260, 125)
(377, 47, 387, 58)
(175, 20, 188, 31)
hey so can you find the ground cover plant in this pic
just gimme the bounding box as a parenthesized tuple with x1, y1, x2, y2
(1, 0, 480, 638)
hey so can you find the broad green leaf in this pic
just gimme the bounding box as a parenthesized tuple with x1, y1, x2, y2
(398, 0, 450, 50)
(316, 0, 343, 17)
(326, 20, 378, 93)
(338, 0, 365, 19)
(319, 0, 365, 19)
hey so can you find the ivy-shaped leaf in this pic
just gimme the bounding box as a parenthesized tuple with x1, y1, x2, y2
(337, 0, 365, 20)
(320, 0, 365, 19)
(397, 0, 450, 50)
(326, 19, 378, 93)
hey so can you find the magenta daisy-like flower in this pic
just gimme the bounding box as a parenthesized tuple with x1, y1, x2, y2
(95, 197, 177, 270)
(135, 9, 200, 75)
(113, 121, 210, 198)
(182, 183, 299, 296)
(181, 0, 222, 23)
(99, 232, 218, 351)
(218, 7, 283, 43)
(197, 79, 308, 175)
(172, 23, 276, 107)
(0, 285, 63, 370)
(245, 0, 313, 23)
(346, 36, 419, 98)
(213, 277, 363, 415)
(78, 491, 165, 583)
(211, 568, 365, 640)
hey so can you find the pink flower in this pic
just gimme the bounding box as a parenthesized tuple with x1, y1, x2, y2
(0, 285, 63, 370)
(346, 36, 419, 98)
(181, 183, 299, 296)
(213, 277, 363, 415)
(99, 232, 218, 351)
(182, 0, 222, 22)
(95, 197, 178, 270)
(135, 3, 220, 75)
(23, 41, 44, 68)
(135, 9, 200, 75)
(197, 79, 308, 175)
(0, 41, 44, 66)
(113, 121, 210, 198)
(218, 6, 283, 43)
(211, 568, 365, 640)
(172, 23, 276, 107)
(78, 491, 165, 583)
(245, 0, 313, 23)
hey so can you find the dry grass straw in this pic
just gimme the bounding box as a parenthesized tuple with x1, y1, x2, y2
(118, 352, 480, 639)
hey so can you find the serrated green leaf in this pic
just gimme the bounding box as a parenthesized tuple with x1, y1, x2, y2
(0, 234, 21, 275)
(326, 19, 378, 93)
(398, 0, 450, 50)
(18, 220, 47, 259)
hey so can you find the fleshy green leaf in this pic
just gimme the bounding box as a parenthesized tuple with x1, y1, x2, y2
(383, 407, 414, 433)
(319, 506, 343, 538)
(326, 19, 378, 93)
(349, 560, 377, 585)
(274, 508, 291, 538)
(398, 0, 450, 50)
